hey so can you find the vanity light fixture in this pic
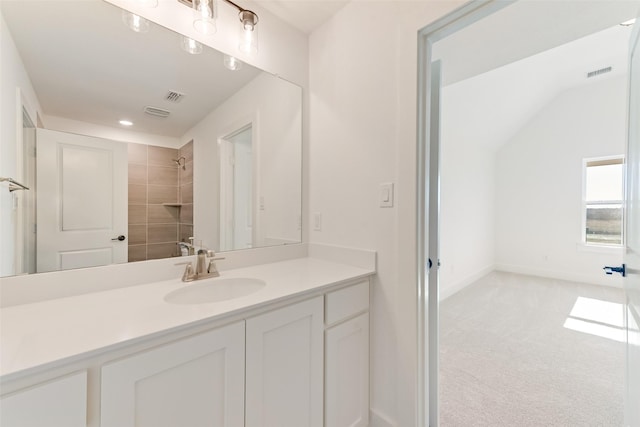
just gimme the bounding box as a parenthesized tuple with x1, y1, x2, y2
(119, 120, 133, 126)
(177, 0, 259, 55)
(192, 0, 217, 35)
(182, 37, 203, 54)
(237, 9, 258, 54)
(122, 11, 150, 33)
(223, 55, 242, 70)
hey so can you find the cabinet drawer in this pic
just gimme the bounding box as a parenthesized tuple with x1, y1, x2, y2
(325, 280, 369, 326)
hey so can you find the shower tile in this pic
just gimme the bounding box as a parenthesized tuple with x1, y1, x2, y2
(179, 224, 193, 242)
(128, 205, 147, 225)
(180, 161, 193, 184)
(128, 224, 147, 245)
(147, 242, 178, 260)
(148, 146, 178, 167)
(128, 244, 147, 262)
(179, 140, 193, 160)
(148, 224, 178, 244)
(148, 185, 178, 204)
(128, 184, 147, 204)
(128, 164, 147, 185)
(148, 165, 178, 186)
(180, 203, 193, 224)
(148, 205, 179, 223)
(179, 182, 193, 204)
(128, 143, 147, 165)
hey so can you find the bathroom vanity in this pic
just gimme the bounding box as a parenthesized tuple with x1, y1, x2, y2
(0, 252, 374, 427)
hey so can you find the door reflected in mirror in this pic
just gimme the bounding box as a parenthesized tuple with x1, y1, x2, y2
(0, 0, 302, 277)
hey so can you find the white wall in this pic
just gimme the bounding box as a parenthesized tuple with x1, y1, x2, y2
(309, 2, 463, 425)
(42, 115, 180, 148)
(0, 12, 43, 277)
(181, 73, 302, 252)
(496, 76, 626, 287)
(439, 94, 496, 298)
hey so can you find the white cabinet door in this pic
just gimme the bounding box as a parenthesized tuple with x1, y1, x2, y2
(246, 296, 324, 427)
(0, 371, 87, 427)
(325, 313, 369, 427)
(101, 321, 245, 427)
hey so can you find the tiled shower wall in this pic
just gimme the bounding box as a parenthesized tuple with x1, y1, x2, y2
(178, 141, 194, 243)
(127, 141, 193, 262)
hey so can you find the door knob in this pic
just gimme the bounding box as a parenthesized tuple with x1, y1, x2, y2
(111, 235, 126, 242)
(603, 264, 625, 277)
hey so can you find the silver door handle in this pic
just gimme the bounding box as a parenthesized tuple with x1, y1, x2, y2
(111, 235, 126, 242)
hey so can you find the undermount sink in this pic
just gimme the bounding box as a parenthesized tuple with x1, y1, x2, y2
(165, 278, 266, 305)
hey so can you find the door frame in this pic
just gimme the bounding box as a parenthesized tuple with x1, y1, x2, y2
(416, 1, 518, 425)
(416, 1, 637, 425)
(218, 116, 259, 251)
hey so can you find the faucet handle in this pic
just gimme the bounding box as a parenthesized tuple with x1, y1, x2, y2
(175, 261, 194, 282)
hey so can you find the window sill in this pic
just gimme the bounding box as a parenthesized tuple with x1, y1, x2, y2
(576, 243, 624, 255)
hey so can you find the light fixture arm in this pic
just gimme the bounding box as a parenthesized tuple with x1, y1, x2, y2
(221, 0, 258, 29)
(178, 0, 258, 28)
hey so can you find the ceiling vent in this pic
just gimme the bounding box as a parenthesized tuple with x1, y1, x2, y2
(587, 66, 612, 79)
(165, 90, 185, 103)
(144, 106, 171, 118)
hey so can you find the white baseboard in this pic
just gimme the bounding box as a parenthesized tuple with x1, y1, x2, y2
(495, 263, 623, 288)
(440, 265, 495, 301)
(369, 408, 396, 427)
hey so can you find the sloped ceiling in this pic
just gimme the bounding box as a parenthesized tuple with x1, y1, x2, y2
(439, 3, 636, 152)
(248, 0, 349, 34)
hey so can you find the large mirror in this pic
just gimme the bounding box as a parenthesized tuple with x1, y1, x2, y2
(0, 0, 302, 277)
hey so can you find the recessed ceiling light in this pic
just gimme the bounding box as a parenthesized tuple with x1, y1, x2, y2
(620, 18, 636, 27)
(119, 120, 133, 126)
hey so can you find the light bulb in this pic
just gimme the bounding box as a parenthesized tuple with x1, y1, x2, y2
(224, 55, 242, 71)
(122, 11, 149, 33)
(238, 11, 258, 55)
(193, 0, 216, 35)
(181, 37, 203, 55)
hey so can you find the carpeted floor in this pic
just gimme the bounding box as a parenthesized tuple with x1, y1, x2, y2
(439, 272, 625, 426)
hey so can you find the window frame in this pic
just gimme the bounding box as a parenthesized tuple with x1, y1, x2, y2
(581, 155, 625, 247)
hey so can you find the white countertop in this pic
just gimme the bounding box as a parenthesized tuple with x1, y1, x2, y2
(0, 257, 374, 380)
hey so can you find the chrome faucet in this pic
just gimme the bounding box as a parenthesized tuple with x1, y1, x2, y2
(178, 249, 225, 282)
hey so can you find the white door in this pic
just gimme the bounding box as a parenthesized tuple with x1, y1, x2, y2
(36, 129, 127, 272)
(101, 322, 245, 427)
(625, 18, 640, 427)
(245, 296, 323, 427)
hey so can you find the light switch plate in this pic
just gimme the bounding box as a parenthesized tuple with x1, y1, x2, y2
(380, 183, 394, 207)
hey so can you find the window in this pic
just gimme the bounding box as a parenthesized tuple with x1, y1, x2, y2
(583, 156, 624, 245)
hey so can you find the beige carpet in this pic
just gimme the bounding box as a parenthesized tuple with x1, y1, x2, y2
(439, 272, 625, 426)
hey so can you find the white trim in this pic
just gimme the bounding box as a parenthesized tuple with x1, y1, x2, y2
(495, 263, 623, 288)
(217, 114, 259, 252)
(439, 265, 495, 301)
(576, 242, 624, 255)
